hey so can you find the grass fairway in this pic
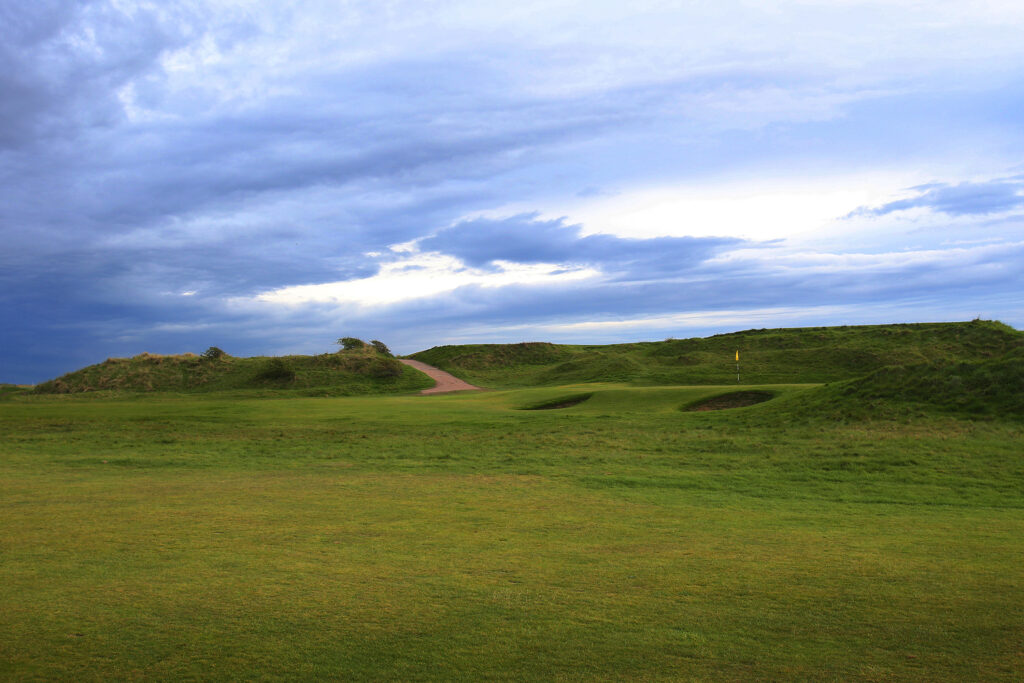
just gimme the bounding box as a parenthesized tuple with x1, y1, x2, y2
(2, 385, 1022, 680)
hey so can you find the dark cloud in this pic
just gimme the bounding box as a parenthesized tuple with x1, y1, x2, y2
(3, 2, 1024, 383)
(0, 2, 201, 149)
(15, 230, 1022, 384)
(852, 179, 1024, 217)
(418, 214, 740, 276)
(261, 239, 1024, 358)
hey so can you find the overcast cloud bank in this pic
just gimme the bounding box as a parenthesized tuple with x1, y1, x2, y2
(2, 1, 1023, 383)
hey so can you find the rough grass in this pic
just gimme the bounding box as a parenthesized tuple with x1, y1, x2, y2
(411, 320, 1022, 388)
(836, 349, 1024, 417)
(31, 348, 432, 396)
(0, 383, 32, 397)
(1, 383, 1022, 680)
(776, 347, 1024, 423)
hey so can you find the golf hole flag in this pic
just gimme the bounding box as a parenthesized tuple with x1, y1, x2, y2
(735, 350, 739, 361)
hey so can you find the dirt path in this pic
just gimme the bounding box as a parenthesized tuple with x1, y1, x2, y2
(398, 359, 483, 395)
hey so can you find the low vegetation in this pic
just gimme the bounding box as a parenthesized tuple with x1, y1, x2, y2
(411, 320, 1021, 387)
(833, 347, 1024, 417)
(31, 346, 430, 396)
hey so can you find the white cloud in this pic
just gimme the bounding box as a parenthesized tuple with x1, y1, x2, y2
(517, 172, 923, 242)
(251, 252, 600, 307)
(704, 239, 1024, 276)
(142, 0, 1024, 111)
(534, 306, 860, 333)
(418, 293, 1024, 351)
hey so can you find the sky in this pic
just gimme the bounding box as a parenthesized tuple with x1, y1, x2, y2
(2, 0, 1023, 384)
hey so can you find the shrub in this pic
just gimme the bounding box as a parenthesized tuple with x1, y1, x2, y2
(337, 337, 365, 351)
(368, 357, 402, 378)
(201, 346, 226, 360)
(370, 340, 392, 357)
(254, 358, 295, 383)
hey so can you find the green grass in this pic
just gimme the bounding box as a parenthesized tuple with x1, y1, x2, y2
(3, 321, 1021, 679)
(829, 348, 1024, 418)
(410, 320, 1022, 387)
(31, 348, 433, 396)
(2, 381, 1022, 680)
(0, 383, 32, 397)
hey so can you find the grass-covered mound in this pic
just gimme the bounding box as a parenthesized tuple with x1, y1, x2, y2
(33, 348, 433, 396)
(0, 384, 32, 398)
(799, 346, 1024, 420)
(409, 341, 570, 370)
(411, 320, 1022, 388)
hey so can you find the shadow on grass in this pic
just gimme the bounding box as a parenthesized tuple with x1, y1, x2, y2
(681, 390, 776, 412)
(520, 392, 596, 410)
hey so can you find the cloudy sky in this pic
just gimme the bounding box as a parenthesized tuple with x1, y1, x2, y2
(3, 1, 1023, 383)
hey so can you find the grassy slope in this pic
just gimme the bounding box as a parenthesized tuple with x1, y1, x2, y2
(796, 346, 1024, 421)
(0, 383, 32, 397)
(410, 320, 1022, 387)
(2, 321, 1022, 679)
(31, 348, 433, 396)
(1, 386, 1021, 680)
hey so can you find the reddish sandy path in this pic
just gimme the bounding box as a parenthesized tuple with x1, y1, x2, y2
(398, 359, 483, 395)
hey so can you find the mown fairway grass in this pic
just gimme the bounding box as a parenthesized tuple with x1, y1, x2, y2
(2, 385, 1022, 680)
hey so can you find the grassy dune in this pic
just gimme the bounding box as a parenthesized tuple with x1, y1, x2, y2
(410, 320, 1021, 387)
(2, 321, 1022, 680)
(32, 348, 432, 396)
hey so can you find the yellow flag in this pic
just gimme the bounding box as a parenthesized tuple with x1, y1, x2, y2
(735, 350, 739, 362)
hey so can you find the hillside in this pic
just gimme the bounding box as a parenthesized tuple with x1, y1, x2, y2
(32, 348, 433, 396)
(410, 320, 1022, 387)
(786, 345, 1024, 421)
